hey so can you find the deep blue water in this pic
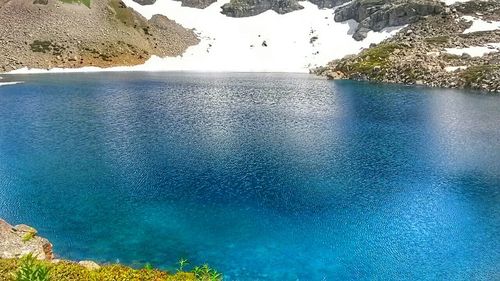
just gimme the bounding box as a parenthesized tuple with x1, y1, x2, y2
(0, 73, 499, 280)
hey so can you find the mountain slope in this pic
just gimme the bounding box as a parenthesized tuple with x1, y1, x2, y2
(0, 0, 198, 72)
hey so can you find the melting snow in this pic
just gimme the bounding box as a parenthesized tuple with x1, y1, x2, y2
(462, 16, 500, 34)
(10, 0, 402, 73)
(445, 43, 500, 57)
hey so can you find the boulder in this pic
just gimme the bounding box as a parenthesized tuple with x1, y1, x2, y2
(221, 0, 304, 17)
(132, 0, 156, 5)
(0, 219, 53, 260)
(79, 260, 101, 270)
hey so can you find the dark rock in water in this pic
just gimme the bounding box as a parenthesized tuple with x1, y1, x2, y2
(334, 0, 444, 41)
(221, 0, 304, 17)
(132, 0, 157, 5)
(0, 219, 53, 260)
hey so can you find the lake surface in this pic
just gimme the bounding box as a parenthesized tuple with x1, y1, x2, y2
(0, 73, 499, 280)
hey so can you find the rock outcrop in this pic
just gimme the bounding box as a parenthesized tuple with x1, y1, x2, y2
(0, 219, 53, 260)
(132, 0, 156, 5)
(334, 0, 444, 41)
(221, 0, 303, 17)
(176, 0, 217, 8)
(315, 0, 500, 93)
(0, 0, 199, 72)
(220, 0, 350, 17)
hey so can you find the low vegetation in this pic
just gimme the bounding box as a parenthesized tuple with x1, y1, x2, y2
(59, 0, 91, 8)
(334, 42, 405, 79)
(0, 255, 222, 281)
(461, 64, 500, 87)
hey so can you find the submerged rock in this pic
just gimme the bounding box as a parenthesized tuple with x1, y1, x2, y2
(0, 219, 53, 260)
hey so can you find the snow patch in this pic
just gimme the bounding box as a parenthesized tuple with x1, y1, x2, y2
(441, 0, 473, 5)
(445, 43, 500, 57)
(445, 66, 468, 72)
(0, 81, 23, 86)
(462, 16, 500, 34)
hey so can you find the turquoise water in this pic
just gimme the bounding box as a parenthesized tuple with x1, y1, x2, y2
(0, 73, 499, 280)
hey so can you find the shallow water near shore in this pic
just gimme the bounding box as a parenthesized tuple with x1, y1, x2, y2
(0, 72, 499, 280)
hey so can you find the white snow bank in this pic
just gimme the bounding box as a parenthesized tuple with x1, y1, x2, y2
(445, 66, 468, 72)
(0, 81, 23, 86)
(445, 43, 500, 57)
(442, 0, 473, 5)
(10, 0, 402, 74)
(462, 16, 500, 34)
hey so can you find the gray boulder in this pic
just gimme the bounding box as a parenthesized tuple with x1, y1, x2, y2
(132, 0, 157, 5)
(221, 0, 304, 17)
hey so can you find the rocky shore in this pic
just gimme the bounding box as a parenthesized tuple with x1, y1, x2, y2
(314, 0, 500, 93)
(0, 218, 220, 280)
(0, 219, 53, 260)
(0, 0, 199, 72)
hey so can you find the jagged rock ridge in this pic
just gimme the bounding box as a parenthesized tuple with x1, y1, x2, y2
(334, 0, 445, 41)
(315, 0, 500, 93)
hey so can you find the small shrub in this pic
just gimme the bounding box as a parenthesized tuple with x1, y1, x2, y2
(22, 232, 36, 242)
(14, 254, 51, 281)
(193, 264, 222, 281)
(177, 258, 189, 272)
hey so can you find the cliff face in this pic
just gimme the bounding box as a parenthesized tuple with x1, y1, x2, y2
(220, 0, 350, 17)
(221, 0, 304, 17)
(0, 0, 199, 72)
(133, 0, 217, 9)
(315, 0, 500, 93)
(334, 0, 444, 40)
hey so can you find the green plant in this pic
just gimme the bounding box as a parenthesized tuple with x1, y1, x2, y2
(13, 254, 51, 281)
(59, 0, 91, 8)
(22, 232, 36, 242)
(177, 258, 189, 272)
(143, 263, 153, 271)
(193, 264, 222, 281)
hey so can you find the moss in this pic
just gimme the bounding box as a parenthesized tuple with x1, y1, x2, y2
(461, 65, 500, 86)
(0, 258, 198, 281)
(425, 35, 449, 44)
(108, 0, 143, 28)
(30, 40, 52, 53)
(343, 43, 404, 78)
(59, 0, 91, 8)
(21, 231, 36, 242)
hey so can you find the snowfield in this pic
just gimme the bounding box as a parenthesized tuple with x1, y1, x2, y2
(11, 0, 402, 74)
(116, 0, 404, 72)
(9, 0, 477, 74)
(445, 43, 500, 57)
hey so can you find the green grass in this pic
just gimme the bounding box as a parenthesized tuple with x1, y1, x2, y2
(0, 257, 221, 281)
(59, 0, 91, 8)
(461, 65, 500, 86)
(425, 35, 450, 44)
(347, 43, 403, 74)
